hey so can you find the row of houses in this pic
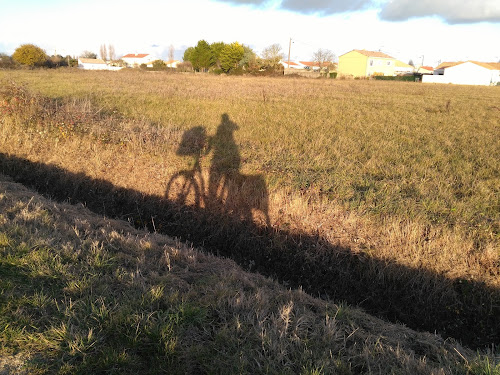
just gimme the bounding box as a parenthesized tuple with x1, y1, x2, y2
(336, 49, 499, 86)
(78, 54, 180, 70)
(79, 49, 500, 86)
(283, 50, 433, 76)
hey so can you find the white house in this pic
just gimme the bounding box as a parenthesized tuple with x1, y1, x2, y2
(417, 66, 434, 74)
(121, 53, 156, 67)
(165, 60, 181, 68)
(423, 61, 500, 85)
(78, 58, 107, 70)
(280, 60, 306, 70)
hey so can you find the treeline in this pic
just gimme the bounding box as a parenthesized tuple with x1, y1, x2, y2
(182, 40, 284, 74)
(0, 44, 78, 69)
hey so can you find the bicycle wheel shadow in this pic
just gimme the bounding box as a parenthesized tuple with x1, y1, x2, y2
(165, 114, 270, 227)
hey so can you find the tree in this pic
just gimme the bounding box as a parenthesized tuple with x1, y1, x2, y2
(108, 45, 116, 61)
(80, 50, 97, 59)
(260, 43, 284, 71)
(210, 42, 226, 68)
(0, 53, 15, 68)
(261, 43, 283, 64)
(192, 40, 214, 71)
(168, 44, 175, 62)
(312, 48, 335, 72)
(100, 44, 108, 61)
(12, 44, 48, 67)
(65, 55, 78, 67)
(183, 47, 195, 63)
(220, 42, 244, 73)
(48, 54, 68, 68)
(239, 45, 257, 70)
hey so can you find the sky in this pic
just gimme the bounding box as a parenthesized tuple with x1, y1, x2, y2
(0, 0, 499, 67)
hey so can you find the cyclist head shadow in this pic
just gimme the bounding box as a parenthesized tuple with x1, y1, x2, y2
(176, 125, 208, 160)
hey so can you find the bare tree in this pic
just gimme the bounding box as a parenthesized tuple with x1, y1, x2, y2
(168, 44, 175, 63)
(99, 44, 108, 61)
(80, 50, 97, 59)
(312, 48, 335, 72)
(108, 44, 116, 61)
(261, 44, 283, 62)
(260, 43, 284, 70)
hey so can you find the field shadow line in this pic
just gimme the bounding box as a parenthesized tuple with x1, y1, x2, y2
(0, 151, 498, 349)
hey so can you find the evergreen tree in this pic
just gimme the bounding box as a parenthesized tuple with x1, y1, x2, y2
(210, 42, 226, 68)
(192, 40, 215, 72)
(220, 42, 244, 73)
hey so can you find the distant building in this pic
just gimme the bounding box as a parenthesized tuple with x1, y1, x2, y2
(121, 53, 156, 67)
(394, 60, 415, 75)
(299, 61, 335, 71)
(418, 66, 434, 74)
(280, 60, 305, 70)
(165, 60, 181, 68)
(423, 61, 500, 85)
(338, 49, 396, 77)
(78, 58, 107, 70)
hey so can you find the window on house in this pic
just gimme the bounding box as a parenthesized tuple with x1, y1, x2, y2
(370, 60, 374, 66)
(387, 61, 391, 66)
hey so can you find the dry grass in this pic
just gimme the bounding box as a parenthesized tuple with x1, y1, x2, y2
(0, 70, 499, 348)
(1, 173, 498, 374)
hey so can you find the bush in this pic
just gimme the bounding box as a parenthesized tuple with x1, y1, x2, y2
(176, 61, 193, 72)
(152, 60, 166, 70)
(372, 75, 417, 82)
(0, 53, 16, 69)
(12, 44, 48, 67)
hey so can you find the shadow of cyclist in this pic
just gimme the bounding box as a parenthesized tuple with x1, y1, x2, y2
(166, 113, 270, 227)
(206, 113, 270, 226)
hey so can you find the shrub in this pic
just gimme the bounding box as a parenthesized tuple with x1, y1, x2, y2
(12, 44, 48, 67)
(152, 60, 166, 70)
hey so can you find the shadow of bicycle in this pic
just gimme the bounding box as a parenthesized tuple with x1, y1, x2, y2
(165, 114, 270, 227)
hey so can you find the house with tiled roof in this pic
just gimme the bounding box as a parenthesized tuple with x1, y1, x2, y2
(299, 61, 336, 71)
(417, 66, 434, 74)
(78, 58, 107, 70)
(280, 60, 305, 70)
(423, 61, 500, 86)
(165, 60, 181, 68)
(433, 61, 464, 75)
(338, 49, 397, 77)
(394, 60, 415, 75)
(121, 53, 156, 68)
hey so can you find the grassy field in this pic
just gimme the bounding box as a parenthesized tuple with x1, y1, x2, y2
(0, 174, 498, 374)
(0, 69, 499, 349)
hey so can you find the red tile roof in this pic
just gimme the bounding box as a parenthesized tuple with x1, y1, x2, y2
(122, 53, 149, 59)
(353, 49, 394, 59)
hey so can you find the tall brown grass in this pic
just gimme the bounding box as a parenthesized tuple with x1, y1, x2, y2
(0, 70, 499, 347)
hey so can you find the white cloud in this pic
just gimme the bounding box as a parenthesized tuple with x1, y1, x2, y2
(379, 0, 500, 23)
(0, 0, 498, 65)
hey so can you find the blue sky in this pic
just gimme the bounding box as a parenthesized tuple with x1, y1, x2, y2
(1, 0, 499, 67)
